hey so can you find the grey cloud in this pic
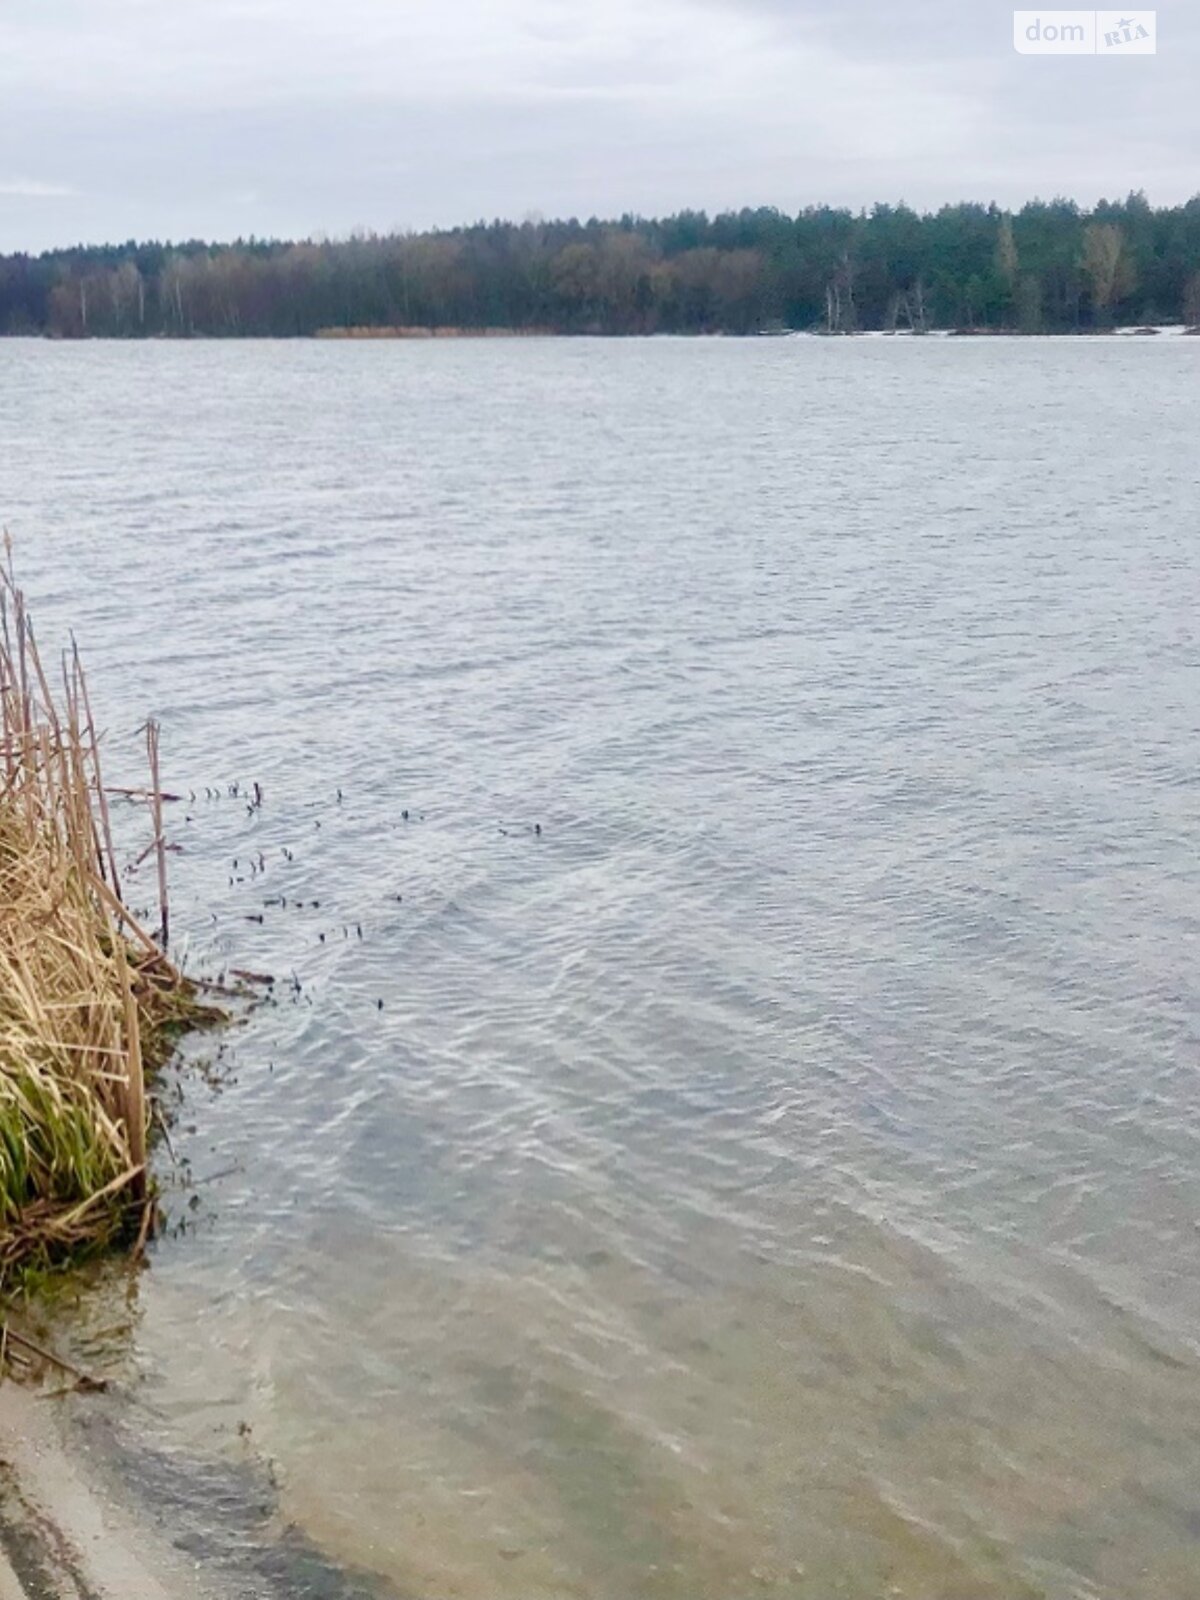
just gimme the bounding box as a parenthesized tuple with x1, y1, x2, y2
(0, 179, 76, 198)
(0, 0, 1195, 251)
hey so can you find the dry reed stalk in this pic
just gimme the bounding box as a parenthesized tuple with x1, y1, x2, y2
(0, 542, 218, 1284)
(145, 718, 169, 946)
(114, 935, 146, 1198)
(72, 636, 123, 900)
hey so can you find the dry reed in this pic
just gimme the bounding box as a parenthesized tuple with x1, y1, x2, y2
(0, 542, 217, 1284)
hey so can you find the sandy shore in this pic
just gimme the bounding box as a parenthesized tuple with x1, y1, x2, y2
(0, 1382, 215, 1600)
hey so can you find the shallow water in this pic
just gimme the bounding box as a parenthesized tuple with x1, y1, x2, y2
(2, 335, 1200, 1598)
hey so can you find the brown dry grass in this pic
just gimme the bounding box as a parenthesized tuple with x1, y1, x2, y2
(0, 540, 217, 1284)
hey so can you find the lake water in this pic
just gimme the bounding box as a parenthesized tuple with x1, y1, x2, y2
(2, 335, 1199, 1599)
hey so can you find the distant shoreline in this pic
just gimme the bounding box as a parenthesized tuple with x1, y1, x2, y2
(9, 323, 1199, 341)
(307, 323, 1200, 340)
(313, 324, 558, 339)
(8, 198, 1200, 339)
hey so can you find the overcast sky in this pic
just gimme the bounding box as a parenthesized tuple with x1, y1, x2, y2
(0, 0, 1196, 251)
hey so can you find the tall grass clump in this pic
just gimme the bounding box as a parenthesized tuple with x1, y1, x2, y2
(0, 547, 214, 1284)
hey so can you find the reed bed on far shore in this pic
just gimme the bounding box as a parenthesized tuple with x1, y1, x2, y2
(0, 545, 217, 1286)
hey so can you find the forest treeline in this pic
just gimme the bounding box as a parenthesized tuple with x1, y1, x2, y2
(4, 192, 1200, 338)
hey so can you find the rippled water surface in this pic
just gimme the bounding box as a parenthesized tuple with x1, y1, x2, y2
(3, 336, 1200, 1598)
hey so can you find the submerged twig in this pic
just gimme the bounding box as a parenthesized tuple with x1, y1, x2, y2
(1, 1322, 108, 1392)
(104, 785, 183, 803)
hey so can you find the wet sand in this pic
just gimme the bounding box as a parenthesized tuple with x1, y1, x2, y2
(0, 1383, 213, 1600)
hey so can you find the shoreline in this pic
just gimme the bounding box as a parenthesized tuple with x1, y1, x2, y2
(0, 1382, 211, 1600)
(0, 567, 235, 1597)
(8, 322, 1200, 342)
